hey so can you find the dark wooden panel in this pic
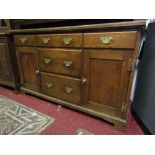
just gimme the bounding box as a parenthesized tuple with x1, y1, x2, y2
(0, 42, 12, 78)
(0, 36, 16, 88)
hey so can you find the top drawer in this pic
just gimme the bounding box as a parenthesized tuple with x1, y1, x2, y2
(36, 33, 82, 47)
(14, 35, 36, 46)
(83, 31, 137, 49)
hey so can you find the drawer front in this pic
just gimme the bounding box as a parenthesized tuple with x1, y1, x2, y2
(14, 35, 36, 46)
(41, 73, 81, 104)
(38, 48, 82, 77)
(36, 33, 82, 47)
(84, 31, 137, 49)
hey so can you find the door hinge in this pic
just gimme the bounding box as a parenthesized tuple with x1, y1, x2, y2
(121, 103, 128, 113)
(128, 59, 136, 72)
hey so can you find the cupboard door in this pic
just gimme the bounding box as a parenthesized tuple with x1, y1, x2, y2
(16, 47, 39, 92)
(0, 38, 13, 81)
(83, 50, 132, 118)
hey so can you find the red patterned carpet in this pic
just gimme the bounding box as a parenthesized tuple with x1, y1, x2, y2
(0, 86, 143, 135)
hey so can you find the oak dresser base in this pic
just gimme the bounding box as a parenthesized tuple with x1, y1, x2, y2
(12, 21, 146, 131)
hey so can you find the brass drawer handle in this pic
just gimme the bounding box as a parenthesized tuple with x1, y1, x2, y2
(62, 38, 72, 45)
(46, 83, 54, 88)
(64, 60, 73, 67)
(20, 37, 27, 44)
(100, 36, 113, 44)
(42, 38, 51, 44)
(35, 70, 40, 74)
(64, 87, 73, 94)
(44, 58, 52, 64)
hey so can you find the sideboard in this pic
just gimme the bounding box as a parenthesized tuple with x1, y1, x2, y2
(11, 21, 146, 130)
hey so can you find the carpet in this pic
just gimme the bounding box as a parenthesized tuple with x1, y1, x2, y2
(0, 86, 143, 135)
(0, 96, 54, 135)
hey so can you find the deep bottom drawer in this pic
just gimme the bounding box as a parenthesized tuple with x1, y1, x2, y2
(40, 73, 81, 104)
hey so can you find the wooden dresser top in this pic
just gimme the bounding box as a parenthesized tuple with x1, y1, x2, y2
(9, 20, 146, 34)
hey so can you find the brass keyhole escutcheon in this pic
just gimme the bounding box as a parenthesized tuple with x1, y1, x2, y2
(81, 77, 87, 84)
(35, 70, 40, 74)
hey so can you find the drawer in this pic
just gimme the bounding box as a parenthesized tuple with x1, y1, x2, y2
(83, 31, 137, 49)
(14, 35, 36, 46)
(40, 73, 81, 104)
(38, 48, 82, 77)
(36, 33, 82, 47)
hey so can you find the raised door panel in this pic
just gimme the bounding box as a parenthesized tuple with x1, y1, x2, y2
(83, 50, 132, 118)
(16, 47, 39, 92)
